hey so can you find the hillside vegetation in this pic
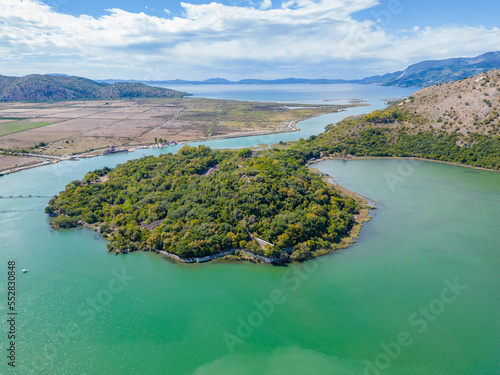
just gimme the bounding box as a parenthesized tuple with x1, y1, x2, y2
(46, 146, 362, 261)
(0, 74, 187, 102)
(299, 70, 500, 169)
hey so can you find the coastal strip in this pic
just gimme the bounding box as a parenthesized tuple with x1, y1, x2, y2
(152, 249, 282, 264)
(0, 117, 310, 176)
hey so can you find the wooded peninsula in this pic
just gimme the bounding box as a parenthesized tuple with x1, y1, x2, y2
(46, 145, 364, 262)
(46, 71, 500, 263)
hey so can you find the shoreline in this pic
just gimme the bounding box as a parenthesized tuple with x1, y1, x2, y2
(303, 166, 374, 259)
(0, 107, 346, 175)
(143, 172, 373, 265)
(308, 154, 500, 173)
(74, 164, 373, 265)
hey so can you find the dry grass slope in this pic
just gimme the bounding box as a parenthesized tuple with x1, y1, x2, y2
(398, 69, 500, 136)
(302, 70, 500, 170)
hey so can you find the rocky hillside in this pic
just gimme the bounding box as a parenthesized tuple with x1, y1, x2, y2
(360, 51, 500, 87)
(299, 70, 500, 170)
(0, 75, 17, 92)
(0, 74, 188, 102)
(395, 69, 499, 136)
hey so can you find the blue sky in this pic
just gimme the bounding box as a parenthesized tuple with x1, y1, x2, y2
(353, 0, 499, 30)
(1, 0, 499, 80)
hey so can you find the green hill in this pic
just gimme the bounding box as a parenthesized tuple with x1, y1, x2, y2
(0, 74, 188, 102)
(46, 146, 363, 261)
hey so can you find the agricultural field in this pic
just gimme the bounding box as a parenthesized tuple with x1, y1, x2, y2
(0, 97, 351, 171)
(0, 121, 55, 136)
(0, 155, 46, 173)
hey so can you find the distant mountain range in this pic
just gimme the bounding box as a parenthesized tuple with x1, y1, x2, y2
(100, 51, 500, 88)
(1, 52, 499, 102)
(357, 51, 500, 87)
(99, 77, 348, 85)
(0, 74, 188, 102)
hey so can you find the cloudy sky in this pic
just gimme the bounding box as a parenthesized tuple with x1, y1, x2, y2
(1, 0, 499, 80)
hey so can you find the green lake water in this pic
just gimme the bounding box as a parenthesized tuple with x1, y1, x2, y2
(0, 85, 498, 374)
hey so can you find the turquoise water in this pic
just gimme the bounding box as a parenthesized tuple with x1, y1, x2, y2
(1, 85, 499, 374)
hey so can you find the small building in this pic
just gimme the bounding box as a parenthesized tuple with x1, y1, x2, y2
(103, 145, 128, 155)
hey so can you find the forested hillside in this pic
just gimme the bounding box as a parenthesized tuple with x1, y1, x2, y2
(0, 74, 187, 102)
(46, 145, 362, 261)
(299, 70, 500, 170)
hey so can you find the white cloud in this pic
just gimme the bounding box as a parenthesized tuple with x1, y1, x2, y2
(0, 0, 499, 79)
(260, 0, 272, 10)
(372, 26, 500, 64)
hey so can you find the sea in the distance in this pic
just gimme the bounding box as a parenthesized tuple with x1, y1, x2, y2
(158, 82, 408, 105)
(0, 84, 498, 375)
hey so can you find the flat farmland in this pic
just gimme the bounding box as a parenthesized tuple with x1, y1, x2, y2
(213, 120, 279, 136)
(0, 97, 354, 171)
(83, 119, 165, 137)
(0, 155, 45, 172)
(0, 108, 39, 116)
(86, 107, 152, 119)
(0, 118, 118, 150)
(135, 119, 211, 144)
(0, 121, 56, 137)
(49, 136, 130, 155)
(46, 108, 115, 118)
(129, 106, 181, 120)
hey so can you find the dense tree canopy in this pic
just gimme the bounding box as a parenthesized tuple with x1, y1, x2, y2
(297, 106, 500, 170)
(47, 90, 500, 263)
(47, 145, 361, 261)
